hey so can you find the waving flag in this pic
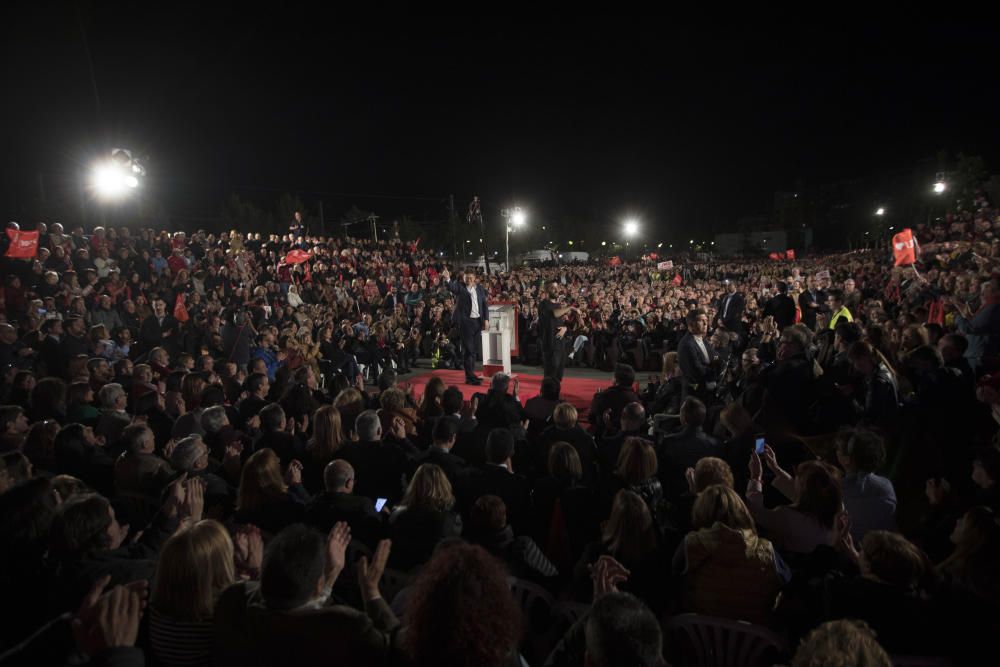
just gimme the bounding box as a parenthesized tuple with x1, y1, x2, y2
(892, 228, 918, 267)
(285, 249, 311, 265)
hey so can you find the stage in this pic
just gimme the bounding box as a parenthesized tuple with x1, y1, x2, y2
(401, 364, 613, 426)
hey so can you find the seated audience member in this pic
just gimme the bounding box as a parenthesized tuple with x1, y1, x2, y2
(791, 620, 892, 667)
(575, 489, 666, 613)
(413, 416, 467, 488)
(150, 520, 240, 667)
(212, 524, 402, 665)
(388, 463, 463, 570)
(656, 396, 721, 499)
(467, 494, 558, 585)
(589, 363, 641, 439)
(824, 530, 942, 656)
(459, 428, 532, 533)
(668, 455, 735, 533)
(524, 376, 562, 433)
(536, 402, 599, 483)
(936, 505, 1000, 606)
(747, 446, 843, 555)
(47, 479, 196, 614)
(585, 592, 664, 667)
(597, 402, 651, 481)
(403, 542, 524, 667)
(338, 409, 413, 504)
(674, 485, 788, 624)
(611, 436, 665, 520)
(305, 459, 385, 548)
(114, 424, 174, 498)
(235, 448, 307, 534)
(303, 405, 345, 493)
(0, 404, 30, 452)
(834, 427, 897, 542)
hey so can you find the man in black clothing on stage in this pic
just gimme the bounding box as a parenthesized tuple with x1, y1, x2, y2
(445, 269, 489, 385)
(538, 282, 576, 389)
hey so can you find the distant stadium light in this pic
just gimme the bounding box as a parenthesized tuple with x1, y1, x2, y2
(624, 219, 639, 237)
(601, 241, 606, 246)
(511, 207, 526, 226)
(933, 181, 946, 194)
(875, 207, 885, 216)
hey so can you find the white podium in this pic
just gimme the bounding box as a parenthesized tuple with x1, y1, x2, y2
(481, 304, 517, 377)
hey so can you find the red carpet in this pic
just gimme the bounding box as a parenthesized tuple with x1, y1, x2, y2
(404, 369, 610, 425)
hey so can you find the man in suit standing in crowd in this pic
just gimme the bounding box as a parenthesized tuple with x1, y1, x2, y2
(716, 279, 745, 343)
(678, 309, 719, 402)
(445, 269, 489, 385)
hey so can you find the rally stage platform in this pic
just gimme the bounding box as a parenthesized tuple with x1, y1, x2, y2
(402, 364, 613, 426)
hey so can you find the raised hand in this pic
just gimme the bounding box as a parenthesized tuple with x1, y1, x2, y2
(358, 539, 392, 601)
(749, 450, 763, 483)
(326, 521, 352, 584)
(72, 581, 144, 656)
(285, 459, 304, 486)
(182, 477, 206, 523)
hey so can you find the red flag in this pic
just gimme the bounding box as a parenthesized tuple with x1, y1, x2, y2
(285, 249, 311, 265)
(785, 249, 796, 260)
(4, 230, 38, 258)
(173, 293, 190, 322)
(768, 252, 781, 260)
(893, 228, 917, 267)
(671, 274, 683, 286)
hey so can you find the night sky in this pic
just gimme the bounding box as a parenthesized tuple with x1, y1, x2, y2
(3, 8, 999, 243)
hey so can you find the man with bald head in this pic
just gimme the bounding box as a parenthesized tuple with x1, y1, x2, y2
(304, 459, 385, 546)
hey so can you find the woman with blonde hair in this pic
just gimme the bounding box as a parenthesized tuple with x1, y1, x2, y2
(304, 405, 344, 492)
(677, 485, 787, 624)
(150, 520, 241, 667)
(235, 448, 306, 534)
(388, 463, 462, 569)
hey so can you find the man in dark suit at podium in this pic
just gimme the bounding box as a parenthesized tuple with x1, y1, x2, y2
(445, 269, 489, 385)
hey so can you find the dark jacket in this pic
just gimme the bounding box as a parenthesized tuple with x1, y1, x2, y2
(459, 464, 532, 534)
(447, 279, 488, 324)
(387, 507, 463, 571)
(677, 333, 719, 398)
(588, 384, 642, 438)
(339, 439, 413, 504)
(413, 446, 468, 489)
(304, 491, 385, 548)
(211, 581, 402, 667)
(656, 426, 722, 499)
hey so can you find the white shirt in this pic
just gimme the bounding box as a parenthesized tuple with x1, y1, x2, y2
(467, 285, 480, 319)
(693, 335, 709, 362)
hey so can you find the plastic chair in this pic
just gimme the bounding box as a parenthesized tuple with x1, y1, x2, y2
(890, 656, 954, 667)
(508, 577, 555, 631)
(664, 613, 788, 667)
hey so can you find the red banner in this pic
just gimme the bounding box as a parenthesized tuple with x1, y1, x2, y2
(768, 252, 781, 261)
(786, 249, 796, 260)
(4, 230, 38, 258)
(284, 249, 311, 265)
(671, 274, 683, 286)
(892, 228, 917, 267)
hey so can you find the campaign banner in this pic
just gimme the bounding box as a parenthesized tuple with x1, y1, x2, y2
(657, 260, 673, 270)
(4, 230, 38, 258)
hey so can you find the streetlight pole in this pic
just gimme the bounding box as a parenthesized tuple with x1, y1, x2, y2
(501, 206, 526, 272)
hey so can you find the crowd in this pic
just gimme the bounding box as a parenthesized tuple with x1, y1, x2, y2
(0, 187, 997, 667)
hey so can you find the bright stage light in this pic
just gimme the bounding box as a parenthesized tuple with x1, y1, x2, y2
(624, 220, 639, 237)
(92, 162, 129, 199)
(875, 207, 885, 216)
(933, 182, 946, 194)
(511, 208, 526, 226)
